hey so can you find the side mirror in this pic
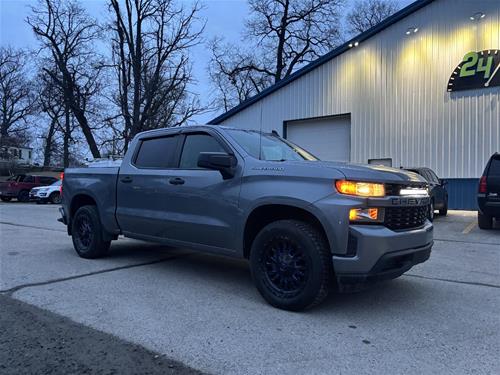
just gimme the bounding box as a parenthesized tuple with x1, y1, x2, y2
(439, 179, 448, 186)
(197, 152, 237, 179)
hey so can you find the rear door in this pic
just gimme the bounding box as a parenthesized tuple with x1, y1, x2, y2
(116, 134, 182, 238)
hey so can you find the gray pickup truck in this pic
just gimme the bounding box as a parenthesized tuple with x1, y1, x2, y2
(59, 125, 433, 311)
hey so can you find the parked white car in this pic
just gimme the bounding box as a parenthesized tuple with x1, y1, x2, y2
(29, 180, 62, 204)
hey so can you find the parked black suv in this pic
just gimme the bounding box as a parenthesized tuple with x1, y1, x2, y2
(478, 153, 500, 230)
(404, 167, 448, 219)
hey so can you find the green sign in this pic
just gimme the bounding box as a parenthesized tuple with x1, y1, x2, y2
(447, 49, 500, 92)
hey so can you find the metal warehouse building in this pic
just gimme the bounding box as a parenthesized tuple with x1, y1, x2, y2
(210, 0, 500, 209)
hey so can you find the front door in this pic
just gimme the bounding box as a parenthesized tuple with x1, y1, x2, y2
(165, 132, 241, 251)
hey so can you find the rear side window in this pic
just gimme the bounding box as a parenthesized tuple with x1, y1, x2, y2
(22, 175, 34, 183)
(489, 157, 500, 177)
(135, 136, 178, 168)
(179, 134, 225, 169)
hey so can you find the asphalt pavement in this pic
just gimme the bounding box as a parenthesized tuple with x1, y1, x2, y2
(1, 202, 499, 374)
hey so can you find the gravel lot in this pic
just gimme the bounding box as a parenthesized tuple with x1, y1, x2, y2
(1, 202, 499, 374)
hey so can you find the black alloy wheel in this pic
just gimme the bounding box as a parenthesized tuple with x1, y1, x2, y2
(71, 205, 111, 259)
(250, 219, 333, 311)
(75, 212, 93, 249)
(263, 237, 308, 295)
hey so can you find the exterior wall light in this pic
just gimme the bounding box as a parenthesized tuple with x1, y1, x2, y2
(349, 41, 359, 48)
(470, 12, 485, 21)
(406, 27, 418, 35)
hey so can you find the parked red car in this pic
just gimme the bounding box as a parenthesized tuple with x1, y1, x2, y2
(0, 174, 58, 202)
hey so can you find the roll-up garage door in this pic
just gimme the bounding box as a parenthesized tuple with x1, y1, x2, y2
(285, 115, 351, 161)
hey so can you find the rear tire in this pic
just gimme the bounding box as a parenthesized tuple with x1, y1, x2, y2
(249, 219, 333, 311)
(428, 201, 434, 222)
(1, 197, 12, 202)
(439, 203, 448, 216)
(17, 190, 29, 202)
(71, 205, 111, 259)
(49, 191, 62, 204)
(478, 212, 493, 230)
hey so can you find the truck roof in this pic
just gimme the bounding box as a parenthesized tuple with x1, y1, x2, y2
(133, 124, 269, 138)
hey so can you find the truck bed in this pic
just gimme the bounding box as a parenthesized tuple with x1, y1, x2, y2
(63, 167, 121, 234)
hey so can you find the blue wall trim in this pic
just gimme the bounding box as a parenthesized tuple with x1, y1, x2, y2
(444, 178, 479, 210)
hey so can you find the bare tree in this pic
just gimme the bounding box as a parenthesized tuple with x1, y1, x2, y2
(346, 0, 398, 35)
(209, 0, 344, 110)
(0, 47, 37, 145)
(108, 0, 205, 151)
(27, 0, 104, 158)
(37, 69, 74, 167)
(208, 38, 273, 112)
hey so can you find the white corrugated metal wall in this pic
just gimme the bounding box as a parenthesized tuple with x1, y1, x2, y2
(219, 0, 500, 179)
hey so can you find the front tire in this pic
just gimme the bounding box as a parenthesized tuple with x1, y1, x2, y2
(71, 205, 111, 259)
(49, 191, 62, 204)
(478, 212, 493, 230)
(17, 190, 29, 202)
(439, 203, 448, 216)
(249, 219, 333, 311)
(428, 201, 435, 222)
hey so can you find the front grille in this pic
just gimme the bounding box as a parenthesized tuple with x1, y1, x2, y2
(385, 183, 427, 196)
(385, 205, 428, 230)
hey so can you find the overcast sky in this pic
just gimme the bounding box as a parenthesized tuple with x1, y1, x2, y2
(0, 0, 413, 124)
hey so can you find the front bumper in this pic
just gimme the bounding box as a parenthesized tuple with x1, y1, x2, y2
(30, 191, 48, 199)
(333, 221, 433, 291)
(478, 195, 500, 217)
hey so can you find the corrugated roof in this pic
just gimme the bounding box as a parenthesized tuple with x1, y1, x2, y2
(209, 0, 435, 125)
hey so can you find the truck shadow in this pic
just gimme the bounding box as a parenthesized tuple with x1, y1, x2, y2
(108, 241, 431, 314)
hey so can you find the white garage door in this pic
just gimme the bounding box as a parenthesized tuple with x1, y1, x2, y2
(286, 115, 351, 161)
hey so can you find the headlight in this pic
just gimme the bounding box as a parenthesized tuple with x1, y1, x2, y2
(335, 180, 385, 197)
(349, 208, 384, 223)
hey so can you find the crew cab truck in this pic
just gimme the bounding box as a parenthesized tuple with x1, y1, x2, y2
(59, 125, 433, 311)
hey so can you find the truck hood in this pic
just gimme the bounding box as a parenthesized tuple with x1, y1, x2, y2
(280, 160, 426, 184)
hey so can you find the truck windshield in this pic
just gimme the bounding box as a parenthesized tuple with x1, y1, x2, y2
(225, 129, 318, 161)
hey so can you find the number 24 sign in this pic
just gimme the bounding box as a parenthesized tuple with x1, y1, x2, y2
(447, 50, 500, 92)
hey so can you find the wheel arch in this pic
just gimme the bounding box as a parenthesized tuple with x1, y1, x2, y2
(242, 203, 331, 259)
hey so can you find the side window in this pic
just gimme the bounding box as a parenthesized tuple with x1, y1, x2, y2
(489, 157, 500, 177)
(23, 175, 34, 183)
(135, 136, 178, 168)
(419, 170, 431, 182)
(179, 134, 225, 169)
(428, 170, 440, 184)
